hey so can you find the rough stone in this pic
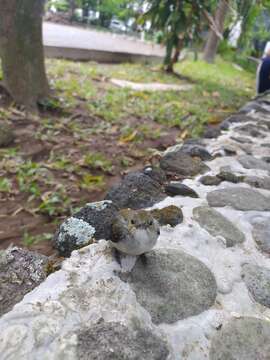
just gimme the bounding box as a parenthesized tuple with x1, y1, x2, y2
(220, 115, 255, 130)
(238, 155, 270, 171)
(203, 126, 221, 139)
(119, 249, 217, 324)
(150, 205, 183, 227)
(258, 120, 270, 130)
(160, 150, 209, 177)
(183, 138, 205, 146)
(222, 146, 237, 156)
(231, 136, 253, 144)
(105, 171, 165, 209)
(251, 216, 270, 254)
(207, 187, 270, 211)
(199, 175, 222, 186)
(76, 322, 169, 360)
(193, 206, 245, 247)
(262, 156, 270, 163)
(239, 101, 270, 113)
(210, 317, 270, 360)
(143, 166, 167, 185)
(0, 123, 15, 147)
(0, 247, 48, 316)
(180, 143, 213, 161)
(165, 182, 199, 198)
(54, 200, 119, 256)
(235, 123, 266, 138)
(244, 176, 270, 190)
(242, 264, 270, 308)
(217, 170, 243, 184)
(261, 142, 270, 147)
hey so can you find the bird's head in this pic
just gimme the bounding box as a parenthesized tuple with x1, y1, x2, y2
(118, 208, 160, 235)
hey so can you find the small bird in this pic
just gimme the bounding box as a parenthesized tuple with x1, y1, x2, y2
(110, 208, 160, 264)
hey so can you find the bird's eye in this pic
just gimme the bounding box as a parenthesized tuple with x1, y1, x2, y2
(149, 220, 153, 226)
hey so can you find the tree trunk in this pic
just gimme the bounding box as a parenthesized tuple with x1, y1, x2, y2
(0, 0, 49, 109)
(203, 0, 229, 63)
(163, 40, 174, 73)
(164, 37, 183, 73)
(171, 38, 183, 66)
(69, 0, 77, 21)
(82, 1, 90, 22)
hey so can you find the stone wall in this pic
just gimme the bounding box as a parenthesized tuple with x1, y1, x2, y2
(1, 93, 270, 359)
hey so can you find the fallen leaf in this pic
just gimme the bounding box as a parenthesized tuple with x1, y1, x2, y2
(180, 129, 189, 139)
(118, 130, 138, 144)
(208, 117, 221, 125)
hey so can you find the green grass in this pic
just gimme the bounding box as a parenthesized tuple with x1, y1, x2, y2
(0, 58, 255, 225)
(22, 231, 53, 247)
(0, 56, 255, 249)
(46, 56, 255, 137)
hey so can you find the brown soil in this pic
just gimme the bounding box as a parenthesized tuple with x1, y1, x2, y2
(0, 99, 178, 257)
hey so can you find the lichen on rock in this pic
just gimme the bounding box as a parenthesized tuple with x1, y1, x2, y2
(0, 247, 49, 316)
(54, 200, 119, 256)
(55, 217, 96, 256)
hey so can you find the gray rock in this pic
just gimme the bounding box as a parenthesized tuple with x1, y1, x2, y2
(231, 136, 253, 144)
(235, 123, 266, 138)
(105, 172, 165, 210)
(143, 166, 167, 185)
(262, 156, 270, 163)
(0, 123, 15, 147)
(240, 101, 270, 114)
(251, 217, 270, 254)
(242, 264, 270, 308)
(76, 322, 169, 360)
(244, 176, 270, 190)
(207, 187, 270, 211)
(238, 155, 270, 171)
(0, 247, 48, 316)
(183, 138, 205, 146)
(222, 146, 237, 156)
(217, 170, 243, 184)
(150, 205, 183, 227)
(54, 200, 119, 256)
(210, 317, 270, 360)
(165, 182, 199, 198)
(199, 175, 222, 186)
(180, 143, 213, 161)
(160, 150, 209, 177)
(261, 143, 270, 147)
(119, 249, 217, 324)
(193, 206, 245, 247)
(203, 126, 221, 139)
(258, 120, 270, 130)
(220, 115, 255, 130)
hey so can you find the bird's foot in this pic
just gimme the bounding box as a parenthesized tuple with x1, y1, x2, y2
(114, 248, 122, 267)
(140, 253, 148, 266)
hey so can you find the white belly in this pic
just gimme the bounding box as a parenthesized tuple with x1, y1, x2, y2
(110, 228, 158, 256)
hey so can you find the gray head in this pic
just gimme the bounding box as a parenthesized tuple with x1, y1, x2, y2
(111, 209, 160, 256)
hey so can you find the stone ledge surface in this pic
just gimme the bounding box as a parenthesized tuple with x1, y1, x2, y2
(2, 94, 270, 359)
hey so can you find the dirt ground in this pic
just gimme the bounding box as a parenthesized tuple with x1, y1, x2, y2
(0, 59, 254, 256)
(0, 100, 177, 256)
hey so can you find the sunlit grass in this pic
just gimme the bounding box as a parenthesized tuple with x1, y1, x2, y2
(46, 56, 255, 136)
